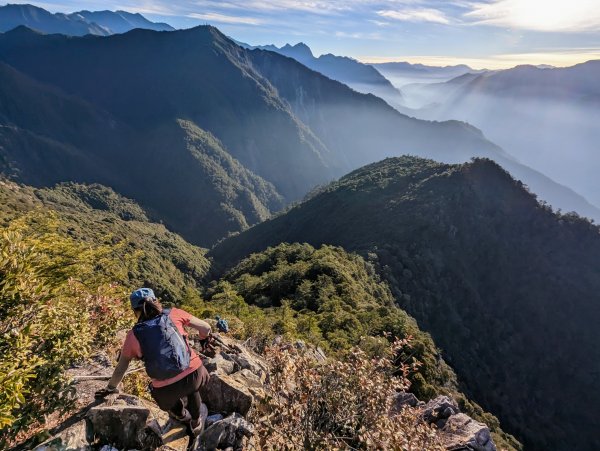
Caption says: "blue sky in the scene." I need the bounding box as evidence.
[10,0,600,68]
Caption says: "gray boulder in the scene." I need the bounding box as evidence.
[204,352,237,376]
[193,413,254,451]
[200,370,265,416]
[439,413,497,451]
[33,421,90,451]
[422,396,460,426]
[86,394,168,449]
[87,405,159,449]
[391,391,419,412]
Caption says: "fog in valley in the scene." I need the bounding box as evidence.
[369,61,600,217]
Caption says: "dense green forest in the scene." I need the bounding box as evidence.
[212,156,600,451]
[0,179,518,450]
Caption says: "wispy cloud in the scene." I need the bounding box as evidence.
[377,8,450,24]
[334,30,384,39]
[465,0,600,32]
[188,12,265,25]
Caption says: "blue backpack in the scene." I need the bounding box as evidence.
[132,308,190,380]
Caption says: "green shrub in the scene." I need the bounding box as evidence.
[0,213,130,444]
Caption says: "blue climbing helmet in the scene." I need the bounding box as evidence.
[129,287,156,309]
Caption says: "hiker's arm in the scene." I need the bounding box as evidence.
[107,353,131,389]
[188,316,212,339]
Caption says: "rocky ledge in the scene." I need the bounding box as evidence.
[35,335,497,451]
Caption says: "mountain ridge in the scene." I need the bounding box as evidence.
[210,155,600,451]
[0,24,598,240]
[0,3,173,35]
[248,41,405,109]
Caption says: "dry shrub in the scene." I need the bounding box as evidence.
[252,338,444,450]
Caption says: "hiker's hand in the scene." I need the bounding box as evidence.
[199,333,216,356]
[95,386,119,399]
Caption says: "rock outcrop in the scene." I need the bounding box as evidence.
[417,396,497,451]
[193,413,255,451]
[439,413,496,451]
[36,334,499,451]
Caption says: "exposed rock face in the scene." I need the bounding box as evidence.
[193,413,255,451]
[391,391,419,412]
[33,421,90,451]
[204,352,237,376]
[440,413,496,451]
[418,396,496,451]
[422,395,460,426]
[200,369,266,416]
[36,334,500,451]
[33,393,183,451]
[87,405,155,448]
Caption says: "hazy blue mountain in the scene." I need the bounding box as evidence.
[373,61,484,88]
[0,3,108,35]
[252,42,405,109]
[0,4,173,36]
[69,10,174,33]
[410,61,600,209]
[249,46,600,222]
[211,156,600,451]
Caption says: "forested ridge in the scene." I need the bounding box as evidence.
[0,178,519,450]
[212,156,600,451]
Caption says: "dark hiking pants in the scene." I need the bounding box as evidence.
[150,366,210,420]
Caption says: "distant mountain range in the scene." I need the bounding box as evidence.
[0,3,173,35]
[211,156,600,451]
[245,42,404,109]
[0,24,553,245]
[372,61,484,88]
[407,61,600,209]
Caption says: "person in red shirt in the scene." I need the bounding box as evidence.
[96,288,212,435]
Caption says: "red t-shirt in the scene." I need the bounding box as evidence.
[121,307,202,388]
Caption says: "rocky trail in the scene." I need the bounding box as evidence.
[33,335,498,451]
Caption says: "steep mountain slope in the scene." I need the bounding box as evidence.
[253,42,404,109]
[0,25,596,234]
[70,10,174,33]
[0,180,210,303]
[198,242,520,450]
[249,48,600,221]
[211,156,600,451]
[0,58,284,246]
[413,61,600,208]
[0,4,173,35]
[0,3,108,35]
[0,26,333,202]
[0,179,518,450]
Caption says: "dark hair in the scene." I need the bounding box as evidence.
[135,299,163,322]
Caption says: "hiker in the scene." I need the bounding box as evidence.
[95,288,212,435]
